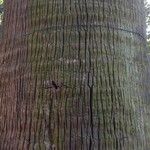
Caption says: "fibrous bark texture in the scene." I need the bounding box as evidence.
[0,0,148,149]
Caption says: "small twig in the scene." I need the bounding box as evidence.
[43,80,71,90]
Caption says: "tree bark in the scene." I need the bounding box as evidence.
[0,0,148,149]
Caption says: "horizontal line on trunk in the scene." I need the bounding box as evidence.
[14,23,146,41]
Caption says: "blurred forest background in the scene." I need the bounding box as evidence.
[146,0,150,48]
[0,0,3,38]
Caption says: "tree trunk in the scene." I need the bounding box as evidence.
[0,0,148,149]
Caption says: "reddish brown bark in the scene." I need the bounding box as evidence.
[0,0,148,149]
